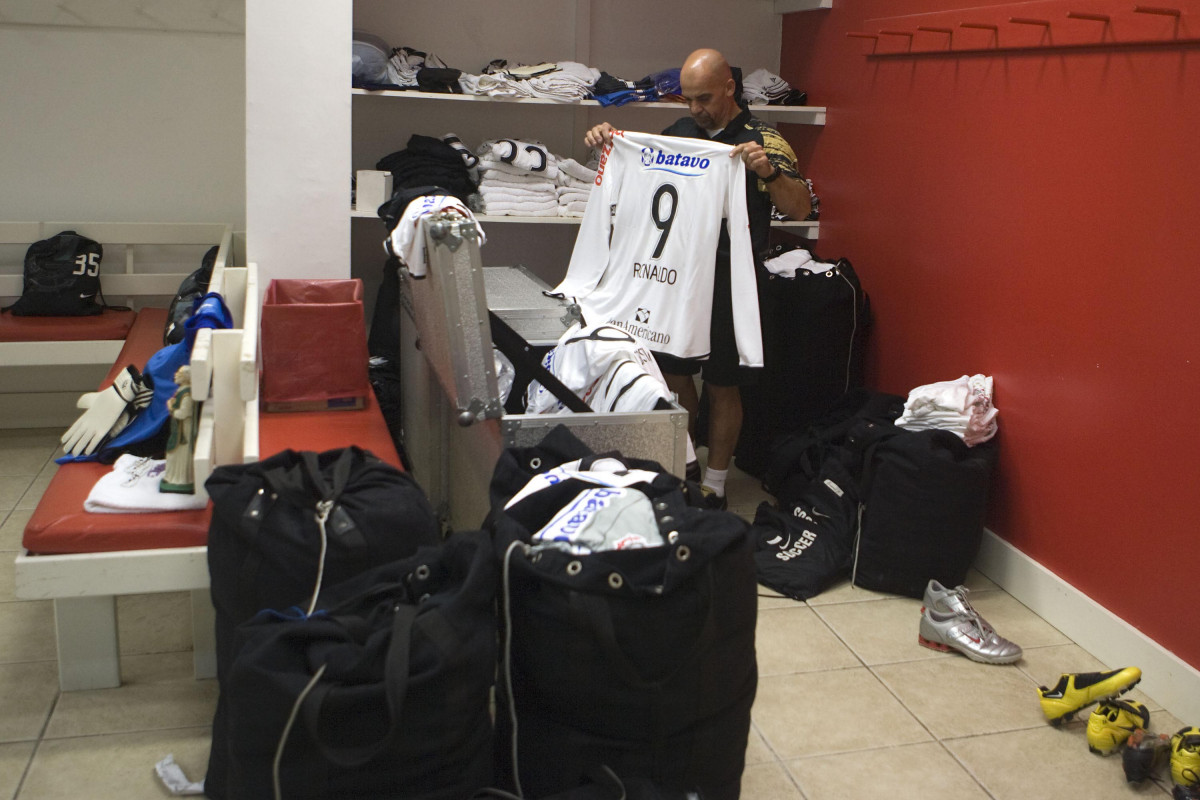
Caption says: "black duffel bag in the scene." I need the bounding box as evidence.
[223,531,498,800]
[847,420,997,598]
[488,426,757,800]
[205,446,440,799]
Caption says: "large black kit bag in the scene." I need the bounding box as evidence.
[223,531,498,800]
[3,230,106,316]
[847,420,997,598]
[488,426,757,800]
[760,389,904,500]
[733,247,871,479]
[752,451,861,601]
[204,446,441,799]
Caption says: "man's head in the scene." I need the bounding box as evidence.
[679,49,740,132]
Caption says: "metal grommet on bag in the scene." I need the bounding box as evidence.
[419,593,431,604]
[608,573,624,589]
[660,515,674,525]
[667,531,680,543]
[415,564,431,581]
[530,457,542,470]
[566,560,583,576]
[655,501,668,511]
[676,544,691,561]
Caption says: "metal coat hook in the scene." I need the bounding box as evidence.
[960,22,1000,30]
[1066,11,1111,22]
[845,32,880,39]
[1133,5,1182,15]
[1010,17,1053,26]
[879,30,916,37]
[917,26,954,34]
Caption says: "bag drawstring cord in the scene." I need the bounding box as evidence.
[273,662,327,800]
[306,500,334,616]
[502,539,526,799]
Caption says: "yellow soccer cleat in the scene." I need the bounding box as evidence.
[1087,699,1150,755]
[1037,667,1142,726]
[1171,726,1200,789]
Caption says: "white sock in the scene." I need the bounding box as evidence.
[702,467,728,497]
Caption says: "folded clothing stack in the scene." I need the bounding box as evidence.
[554,157,597,217]
[476,138,559,216]
[741,68,807,106]
[459,60,600,102]
[896,374,999,446]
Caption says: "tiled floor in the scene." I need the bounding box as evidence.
[0,427,1186,799]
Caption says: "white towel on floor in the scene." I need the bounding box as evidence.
[85,454,208,513]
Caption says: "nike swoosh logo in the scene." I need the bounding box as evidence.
[79,293,96,299]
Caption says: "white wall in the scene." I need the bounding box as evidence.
[245,0,351,284]
[0,25,244,226]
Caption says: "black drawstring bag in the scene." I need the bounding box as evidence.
[3,230,107,316]
[224,531,498,800]
[204,447,440,799]
[488,426,757,800]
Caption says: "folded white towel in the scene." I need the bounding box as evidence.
[458,72,531,98]
[558,200,590,217]
[480,184,558,202]
[555,157,599,186]
[85,454,208,513]
[483,201,561,217]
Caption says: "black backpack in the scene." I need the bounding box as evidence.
[3,230,106,316]
[163,245,218,345]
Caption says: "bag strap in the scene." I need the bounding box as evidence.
[298,602,418,768]
[488,310,592,413]
[262,448,357,508]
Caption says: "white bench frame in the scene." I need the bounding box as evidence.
[0,221,234,429]
[12,261,259,691]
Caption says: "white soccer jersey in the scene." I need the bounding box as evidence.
[550,130,762,366]
[524,321,674,415]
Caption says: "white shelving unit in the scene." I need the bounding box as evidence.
[351,90,823,238]
[351,88,827,126]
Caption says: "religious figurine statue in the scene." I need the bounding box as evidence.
[160,365,197,494]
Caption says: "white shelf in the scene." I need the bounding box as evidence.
[352,207,819,238]
[351,88,826,126]
[774,0,832,11]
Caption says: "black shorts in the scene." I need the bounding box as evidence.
[653,257,760,388]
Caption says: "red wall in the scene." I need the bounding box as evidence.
[780,0,1200,670]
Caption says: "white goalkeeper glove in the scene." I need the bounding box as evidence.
[61,365,146,456]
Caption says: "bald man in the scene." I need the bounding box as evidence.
[585,49,812,509]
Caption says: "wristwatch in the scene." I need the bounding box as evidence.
[762,166,783,184]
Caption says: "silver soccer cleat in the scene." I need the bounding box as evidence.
[918,580,1023,665]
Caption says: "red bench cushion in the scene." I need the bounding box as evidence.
[24,389,402,555]
[0,307,137,342]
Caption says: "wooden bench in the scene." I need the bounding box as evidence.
[13,265,402,691]
[0,221,233,429]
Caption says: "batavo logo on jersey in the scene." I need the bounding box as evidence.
[639,147,710,176]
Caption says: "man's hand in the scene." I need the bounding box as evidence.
[729,141,774,180]
[584,122,616,150]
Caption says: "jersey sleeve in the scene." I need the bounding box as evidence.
[724,162,765,368]
[549,138,620,301]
